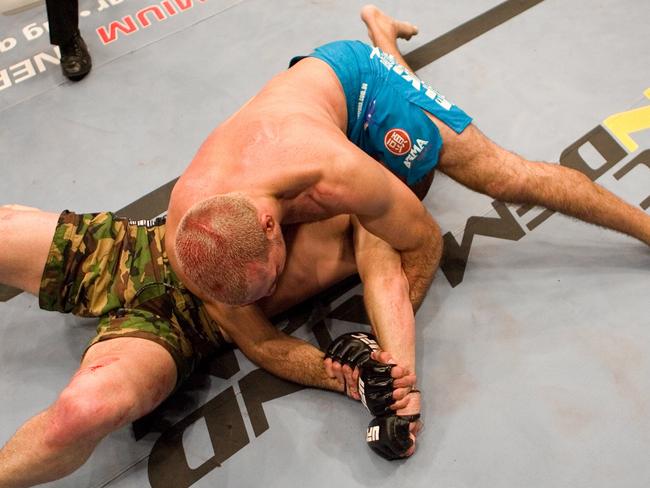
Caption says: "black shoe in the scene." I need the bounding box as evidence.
[60,32,92,81]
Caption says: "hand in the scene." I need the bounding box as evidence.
[366,412,423,460]
[369,350,416,406]
[324,331,380,366]
[324,332,379,401]
[324,335,415,408]
[366,379,422,460]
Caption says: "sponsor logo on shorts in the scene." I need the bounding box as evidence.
[384,128,412,156]
[370,46,453,111]
[404,138,430,169]
[357,82,368,118]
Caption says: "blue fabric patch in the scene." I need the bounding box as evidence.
[290,40,472,185]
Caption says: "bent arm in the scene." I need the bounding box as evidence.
[327,148,440,306]
[351,216,416,374]
[351,217,429,420]
[206,303,343,392]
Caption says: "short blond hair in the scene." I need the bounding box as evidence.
[175,195,269,304]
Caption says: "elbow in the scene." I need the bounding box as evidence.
[417,217,442,256]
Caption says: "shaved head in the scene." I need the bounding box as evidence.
[175,194,270,304]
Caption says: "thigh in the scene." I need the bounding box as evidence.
[74,337,177,422]
[429,118,526,196]
[87,306,197,387]
[0,205,60,295]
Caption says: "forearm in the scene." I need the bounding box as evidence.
[400,219,442,311]
[355,230,422,417]
[247,334,343,392]
[363,266,416,374]
[353,217,436,373]
[209,303,344,393]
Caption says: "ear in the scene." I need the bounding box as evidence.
[262,214,276,236]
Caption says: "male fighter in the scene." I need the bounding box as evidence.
[164,5,648,470]
[0,204,425,488]
[167,4,650,310]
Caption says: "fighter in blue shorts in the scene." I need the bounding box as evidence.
[167,3,650,464]
[291,40,472,198]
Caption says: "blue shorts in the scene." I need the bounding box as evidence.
[290,40,472,185]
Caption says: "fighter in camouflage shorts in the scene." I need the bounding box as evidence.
[39,211,226,385]
[0,201,421,487]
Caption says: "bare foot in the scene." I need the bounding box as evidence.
[360,4,419,46]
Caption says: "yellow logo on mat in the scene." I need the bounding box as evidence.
[603,88,650,153]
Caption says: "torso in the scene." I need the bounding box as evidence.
[166,57,352,267]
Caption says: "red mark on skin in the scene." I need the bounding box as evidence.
[73,356,121,379]
[186,219,220,240]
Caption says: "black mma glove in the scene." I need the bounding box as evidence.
[325,332,395,416]
[366,414,421,460]
[324,332,380,368]
[358,358,394,416]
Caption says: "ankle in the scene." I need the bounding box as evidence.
[60,32,82,56]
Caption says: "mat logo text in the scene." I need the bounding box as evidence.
[441,89,650,287]
[97,0,207,45]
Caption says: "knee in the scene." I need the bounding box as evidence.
[44,377,138,448]
[0,204,41,213]
[482,168,527,202]
[0,205,40,228]
[477,153,533,202]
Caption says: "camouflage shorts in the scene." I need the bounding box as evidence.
[39,211,226,385]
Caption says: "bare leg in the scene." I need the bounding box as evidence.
[0,205,178,485]
[360,5,418,71]
[0,205,59,295]
[361,7,650,246]
[361,6,440,201]
[0,338,176,488]
[435,124,650,245]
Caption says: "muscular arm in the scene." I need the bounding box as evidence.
[326,147,440,308]
[351,216,416,374]
[350,217,426,453]
[206,302,344,392]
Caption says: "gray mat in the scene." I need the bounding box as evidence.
[1,0,649,487]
